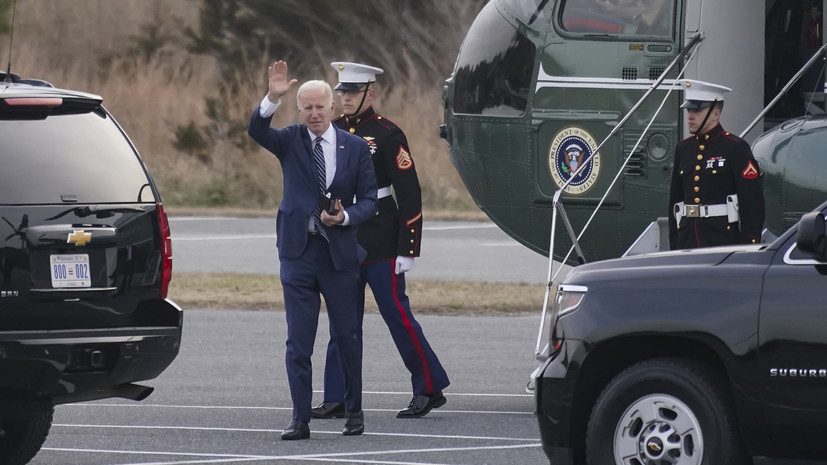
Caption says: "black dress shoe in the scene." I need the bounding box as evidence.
[342,411,364,436]
[397,391,447,418]
[310,401,345,419]
[280,420,310,440]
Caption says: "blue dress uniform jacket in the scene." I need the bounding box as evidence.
[668,124,765,249]
[334,106,422,261]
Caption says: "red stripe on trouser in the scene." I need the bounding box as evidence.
[391,266,433,393]
[693,222,700,248]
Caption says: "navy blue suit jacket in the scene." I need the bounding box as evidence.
[248,108,378,271]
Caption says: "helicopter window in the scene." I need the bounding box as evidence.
[560,0,673,38]
[452,2,536,116]
[502,0,546,26]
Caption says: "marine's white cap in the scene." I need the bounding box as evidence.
[680,79,732,109]
[331,62,384,91]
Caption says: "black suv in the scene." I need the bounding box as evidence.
[0,73,182,464]
[535,201,827,464]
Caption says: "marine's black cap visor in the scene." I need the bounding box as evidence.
[681,100,716,109]
[334,82,367,91]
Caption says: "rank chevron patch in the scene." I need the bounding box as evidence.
[396,147,413,170]
[742,161,759,180]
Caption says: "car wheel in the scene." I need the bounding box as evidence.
[0,407,54,465]
[585,358,748,465]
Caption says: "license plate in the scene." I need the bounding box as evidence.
[50,254,91,288]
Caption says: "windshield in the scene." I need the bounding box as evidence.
[0,109,155,204]
[452,1,536,116]
[560,0,674,38]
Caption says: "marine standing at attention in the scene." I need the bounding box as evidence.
[311,62,450,420]
[668,79,765,250]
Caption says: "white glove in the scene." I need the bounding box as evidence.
[394,256,415,275]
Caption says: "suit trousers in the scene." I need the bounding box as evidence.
[281,237,363,421]
[322,258,450,400]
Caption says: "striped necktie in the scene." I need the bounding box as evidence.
[312,137,328,239]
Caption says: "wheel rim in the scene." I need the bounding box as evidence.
[613,394,703,465]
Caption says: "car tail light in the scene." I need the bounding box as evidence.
[1,97,63,107]
[157,203,173,299]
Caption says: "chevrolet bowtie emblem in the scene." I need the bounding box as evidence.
[67,230,92,246]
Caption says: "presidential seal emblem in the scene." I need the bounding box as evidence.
[548,127,601,195]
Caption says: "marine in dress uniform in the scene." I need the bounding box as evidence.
[668,79,765,249]
[311,62,450,420]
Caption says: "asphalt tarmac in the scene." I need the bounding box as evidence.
[32,310,550,465]
[168,217,556,283]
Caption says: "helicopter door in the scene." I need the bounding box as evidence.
[534,0,682,221]
[765,0,826,126]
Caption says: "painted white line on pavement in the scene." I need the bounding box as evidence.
[44,442,541,465]
[169,223,497,242]
[173,235,273,241]
[422,224,497,231]
[83,389,532,401]
[62,404,532,415]
[168,217,497,231]
[52,423,538,442]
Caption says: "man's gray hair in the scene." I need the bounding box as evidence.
[297,80,334,107]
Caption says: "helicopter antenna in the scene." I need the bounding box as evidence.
[740,41,827,138]
[4,0,17,83]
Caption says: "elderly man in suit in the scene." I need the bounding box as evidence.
[247,60,378,440]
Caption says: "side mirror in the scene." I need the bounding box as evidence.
[796,211,827,261]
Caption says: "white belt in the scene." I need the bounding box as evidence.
[682,203,728,218]
[674,195,740,224]
[353,186,392,205]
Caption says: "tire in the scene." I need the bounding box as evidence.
[585,358,749,465]
[0,407,53,465]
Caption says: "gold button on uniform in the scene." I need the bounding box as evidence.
[694,198,700,204]
[694,186,699,192]
[696,154,703,160]
[694,175,700,181]
[699,145,705,150]
[712,170,717,174]
[695,165,701,171]
[409,250,414,254]
[410,229,415,233]
[349,128,355,133]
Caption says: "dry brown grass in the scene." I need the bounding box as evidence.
[170,272,545,315]
[8,0,481,213]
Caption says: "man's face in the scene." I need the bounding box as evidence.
[337,85,374,116]
[298,87,335,136]
[686,106,720,134]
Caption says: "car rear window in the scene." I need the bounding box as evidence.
[0,109,156,204]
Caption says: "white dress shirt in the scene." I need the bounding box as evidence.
[259,96,350,226]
